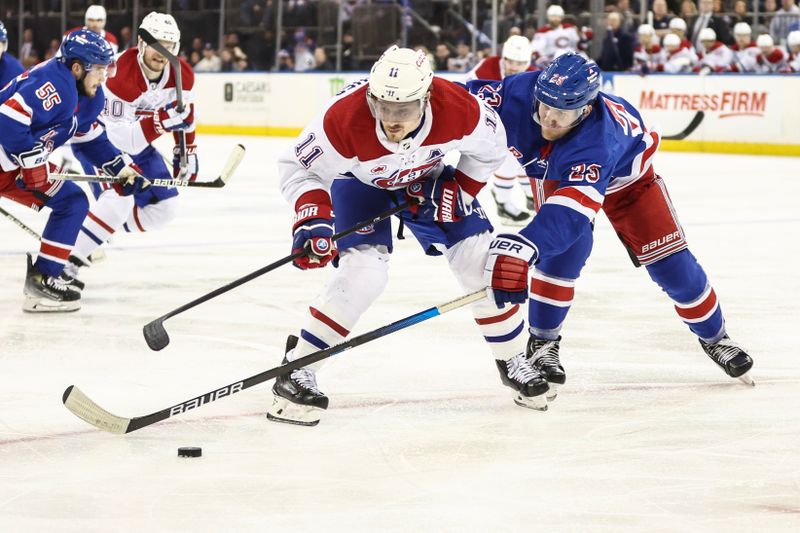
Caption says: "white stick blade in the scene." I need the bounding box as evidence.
[63,386,130,434]
[219,144,246,184]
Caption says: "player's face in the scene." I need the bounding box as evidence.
[367,93,427,142]
[86,19,104,33]
[0,41,5,60]
[502,58,529,76]
[142,42,172,72]
[535,102,589,141]
[735,34,750,48]
[81,63,115,97]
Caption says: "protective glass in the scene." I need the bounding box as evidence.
[367,92,426,123]
[533,101,587,130]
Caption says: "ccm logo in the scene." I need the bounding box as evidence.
[641,230,681,253]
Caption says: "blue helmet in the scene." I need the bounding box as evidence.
[59,29,114,70]
[534,52,601,110]
[0,20,7,42]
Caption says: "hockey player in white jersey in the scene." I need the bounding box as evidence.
[784,30,800,72]
[68,11,196,273]
[268,46,549,426]
[694,28,734,74]
[756,34,788,72]
[532,5,580,68]
[658,33,698,73]
[729,23,760,72]
[631,24,664,74]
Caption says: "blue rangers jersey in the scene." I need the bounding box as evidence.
[0,52,24,88]
[0,58,120,172]
[468,71,661,261]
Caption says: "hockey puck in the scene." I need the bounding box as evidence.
[177,447,202,458]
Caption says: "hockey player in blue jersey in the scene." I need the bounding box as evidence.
[0,20,24,87]
[0,30,144,312]
[475,53,753,402]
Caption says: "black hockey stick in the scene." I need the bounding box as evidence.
[142,199,415,351]
[138,27,188,175]
[662,111,705,141]
[51,144,245,189]
[1,205,41,240]
[64,289,486,434]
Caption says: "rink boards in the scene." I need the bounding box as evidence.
[191,71,800,157]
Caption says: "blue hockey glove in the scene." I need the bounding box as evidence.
[102,153,149,196]
[292,190,337,270]
[404,165,472,223]
[484,233,538,308]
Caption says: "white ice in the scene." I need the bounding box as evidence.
[1,136,799,532]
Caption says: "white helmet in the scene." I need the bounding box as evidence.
[663,33,681,48]
[502,35,532,63]
[699,28,716,42]
[638,24,655,36]
[140,12,181,54]
[547,5,565,19]
[368,46,433,103]
[756,34,774,48]
[733,22,752,36]
[788,30,800,47]
[85,5,107,24]
[669,17,687,32]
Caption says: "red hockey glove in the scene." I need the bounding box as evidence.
[13,145,51,192]
[484,233,538,308]
[173,144,199,181]
[292,190,337,270]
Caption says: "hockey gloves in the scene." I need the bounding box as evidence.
[140,101,193,142]
[484,233,538,308]
[13,145,51,192]
[405,165,472,223]
[292,190,337,270]
[173,144,199,181]
[101,153,149,196]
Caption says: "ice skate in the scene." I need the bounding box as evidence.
[496,353,549,411]
[491,189,531,225]
[267,335,329,426]
[60,255,90,292]
[23,253,81,313]
[699,335,755,386]
[527,336,566,400]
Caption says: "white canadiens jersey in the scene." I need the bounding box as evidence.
[731,43,760,72]
[788,52,800,72]
[98,48,195,155]
[660,46,699,73]
[532,24,580,62]
[279,77,508,206]
[698,42,734,72]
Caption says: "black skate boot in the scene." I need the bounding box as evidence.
[23,253,81,313]
[491,189,531,225]
[267,335,329,426]
[527,336,566,400]
[699,335,754,386]
[496,353,550,411]
[60,255,89,292]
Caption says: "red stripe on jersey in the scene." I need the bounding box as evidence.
[132,206,146,232]
[675,288,718,321]
[475,304,519,325]
[4,97,31,118]
[309,307,350,337]
[454,169,484,199]
[88,211,115,234]
[531,277,574,303]
[552,187,602,213]
[105,49,149,103]
[39,241,71,260]
[639,131,660,175]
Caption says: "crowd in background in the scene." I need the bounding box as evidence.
[2,0,799,73]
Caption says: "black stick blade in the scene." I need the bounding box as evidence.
[143,320,170,351]
[663,111,705,141]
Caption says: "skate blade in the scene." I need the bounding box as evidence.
[513,392,548,411]
[22,296,80,313]
[737,372,755,387]
[266,397,323,427]
[546,383,560,401]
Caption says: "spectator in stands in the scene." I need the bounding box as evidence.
[652,0,674,38]
[189,50,201,67]
[195,43,223,72]
[770,0,800,45]
[313,47,335,70]
[729,1,753,27]
[532,5,581,68]
[292,29,316,72]
[680,0,698,20]
[19,28,39,69]
[615,0,637,32]
[277,49,294,71]
[434,42,451,70]
[599,11,635,71]
[447,41,475,72]
[689,0,733,47]
[220,48,236,72]
[43,38,60,60]
[191,37,204,58]
[119,26,134,52]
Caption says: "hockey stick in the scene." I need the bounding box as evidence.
[142,199,415,351]
[1,205,41,240]
[64,289,486,434]
[662,111,705,141]
[50,144,245,189]
[138,27,188,176]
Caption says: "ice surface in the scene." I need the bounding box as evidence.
[1,137,798,532]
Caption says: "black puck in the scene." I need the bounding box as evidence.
[177,447,202,458]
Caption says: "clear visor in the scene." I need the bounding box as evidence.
[140,38,180,57]
[86,60,117,79]
[502,58,529,74]
[533,101,587,130]
[367,92,426,123]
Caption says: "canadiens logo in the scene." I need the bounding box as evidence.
[356,224,375,235]
[370,164,388,174]
[371,156,444,188]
